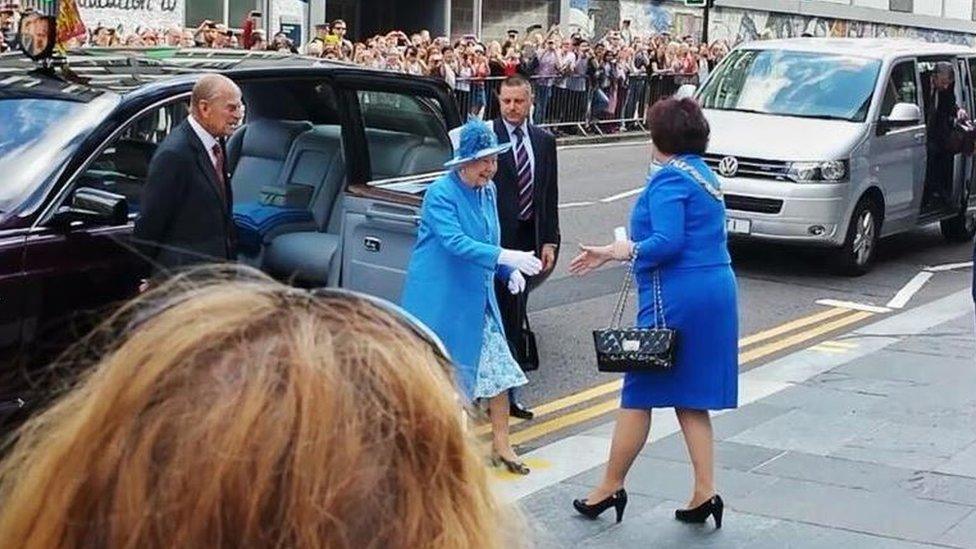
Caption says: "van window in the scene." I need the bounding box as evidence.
[880,60,918,118]
[75,98,191,215]
[699,49,881,122]
[356,90,452,182]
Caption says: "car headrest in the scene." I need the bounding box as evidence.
[114,138,156,179]
[240,119,313,160]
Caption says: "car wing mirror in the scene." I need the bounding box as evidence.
[52,187,129,229]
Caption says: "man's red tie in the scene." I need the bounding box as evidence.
[211,143,227,202]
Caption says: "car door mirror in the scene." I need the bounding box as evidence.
[879,102,922,134]
[674,83,697,100]
[52,187,129,229]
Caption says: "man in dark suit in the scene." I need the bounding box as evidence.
[925,62,969,209]
[492,75,561,419]
[135,74,243,278]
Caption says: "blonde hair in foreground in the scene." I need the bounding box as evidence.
[0,266,518,549]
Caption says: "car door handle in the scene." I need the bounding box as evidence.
[913,132,925,140]
[365,208,420,226]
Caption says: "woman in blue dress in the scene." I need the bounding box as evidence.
[568,98,738,528]
[402,119,543,475]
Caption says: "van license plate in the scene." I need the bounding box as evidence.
[726,218,751,235]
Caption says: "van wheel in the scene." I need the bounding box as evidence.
[833,198,880,277]
[940,190,976,242]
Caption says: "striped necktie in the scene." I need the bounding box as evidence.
[513,126,533,221]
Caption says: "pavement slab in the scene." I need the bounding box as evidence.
[563,500,946,549]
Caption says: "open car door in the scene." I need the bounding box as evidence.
[333,73,461,303]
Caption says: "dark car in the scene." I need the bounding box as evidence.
[0,48,470,429]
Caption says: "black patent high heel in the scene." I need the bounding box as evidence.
[674,494,724,529]
[573,488,628,523]
[491,453,530,475]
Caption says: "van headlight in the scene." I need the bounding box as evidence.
[787,161,847,183]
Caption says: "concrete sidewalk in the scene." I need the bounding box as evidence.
[516,291,976,548]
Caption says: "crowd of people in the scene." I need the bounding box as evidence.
[1,5,730,129]
[310,20,733,128]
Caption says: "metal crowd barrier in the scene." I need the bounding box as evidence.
[453,72,692,136]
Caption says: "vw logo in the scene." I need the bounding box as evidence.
[718,156,739,177]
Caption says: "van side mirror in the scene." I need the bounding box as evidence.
[52,187,129,229]
[674,84,697,100]
[887,103,922,124]
[879,102,921,134]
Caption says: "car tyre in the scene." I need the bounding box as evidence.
[833,197,880,277]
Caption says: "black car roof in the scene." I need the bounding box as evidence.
[0,47,385,99]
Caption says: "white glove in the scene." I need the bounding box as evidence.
[498,249,543,276]
[508,270,526,295]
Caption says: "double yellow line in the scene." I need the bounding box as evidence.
[478,305,875,446]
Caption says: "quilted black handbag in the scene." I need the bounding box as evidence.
[592,261,677,373]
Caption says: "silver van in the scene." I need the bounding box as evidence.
[665,38,976,275]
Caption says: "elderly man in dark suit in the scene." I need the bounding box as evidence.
[492,74,561,419]
[134,74,243,278]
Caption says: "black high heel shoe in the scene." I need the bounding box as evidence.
[491,453,530,475]
[573,488,628,523]
[674,494,724,529]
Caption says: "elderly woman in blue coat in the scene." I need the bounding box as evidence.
[402,119,543,475]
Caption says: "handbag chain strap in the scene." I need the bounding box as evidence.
[608,261,667,330]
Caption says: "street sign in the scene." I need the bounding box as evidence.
[685,0,708,6]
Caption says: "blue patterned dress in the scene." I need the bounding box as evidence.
[472,187,527,400]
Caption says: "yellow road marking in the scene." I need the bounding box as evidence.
[810,346,849,354]
[476,306,855,436]
[500,309,875,446]
[738,311,873,364]
[815,340,858,349]
[509,398,621,446]
[475,379,624,436]
[490,457,553,481]
[738,307,851,348]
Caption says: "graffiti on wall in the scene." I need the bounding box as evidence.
[709,7,975,47]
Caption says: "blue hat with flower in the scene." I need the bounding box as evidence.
[444,118,513,169]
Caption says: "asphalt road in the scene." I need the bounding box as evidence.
[517,139,975,419]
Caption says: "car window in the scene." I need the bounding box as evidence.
[75,98,190,215]
[356,90,452,182]
[880,60,918,118]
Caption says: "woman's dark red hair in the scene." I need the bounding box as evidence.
[646,98,710,155]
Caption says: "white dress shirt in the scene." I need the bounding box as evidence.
[187,114,220,172]
[503,118,534,180]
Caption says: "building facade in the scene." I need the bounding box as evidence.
[573,0,976,45]
[50,0,324,45]
[336,0,976,45]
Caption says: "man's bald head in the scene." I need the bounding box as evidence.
[191,74,238,108]
[191,74,243,138]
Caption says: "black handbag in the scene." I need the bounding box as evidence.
[516,310,540,372]
[593,261,677,373]
[946,120,976,155]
